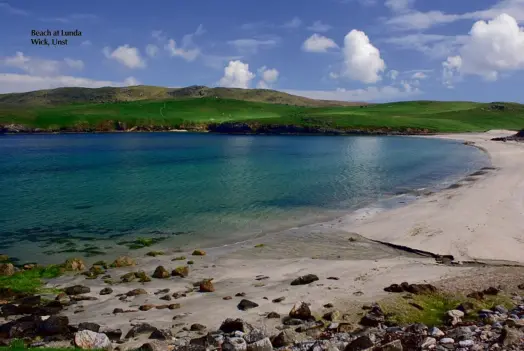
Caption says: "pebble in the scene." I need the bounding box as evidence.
[440,338,455,344]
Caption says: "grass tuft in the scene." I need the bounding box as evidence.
[0,265,63,294]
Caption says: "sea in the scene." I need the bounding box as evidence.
[0,133,490,264]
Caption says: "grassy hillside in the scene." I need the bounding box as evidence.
[0,85,363,107]
[1,98,524,133]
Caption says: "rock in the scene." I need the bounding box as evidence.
[100,287,113,295]
[446,310,465,326]
[429,327,445,337]
[247,337,272,351]
[111,256,135,268]
[272,329,301,348]
[155,288,170,295]
[140,304,155,311]
[406,283,437,295]
[152,266,170,279]
[126,288,147,296]
[172,266,189,278]
[238,299,259,311]
[323,310,341,321]
[172,291,187,299]
[159,294,172,301]
[112,308,124,314]
[243,329,266,344]
[219,318,254,333]
[493,305,508,314]
[384,284,404,293]
[136,271,152,282]
[236,292,247,297]
[440,338,454,344]
[78,322,101,333]
[459,340,475,347]
[289,301,312,320]
[71,295,98,302]
[223,337,247,351]
[518,283,524,290]
[380,340,403,351]
[500,326,524,347]
[483,286,500,295]
[267,312,280,319]
[172,256,186,261]
[360,311,385,327]
[0,263,15,276]
[272,296,285,303]
[125,323,158,339]
[324,303,334,308]
[192,249,206,256]
[456,301,475,315]
[223,296,232,300]
[55,292,71,305]
[74,330,112,350]
[64,285,90,295]
[290,274,319,286]
[101,328,122,341]
[149,328,173,340]
[344,336,374,351]
[120,272,137,282]
[63,258,86,271]
[420,337,436,348]
[199,279,215,292]
[169,303,181,309]
[140,340,170,351]
[39,315,70,335]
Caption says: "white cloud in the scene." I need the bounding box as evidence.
[381,34,468,59]
[284,84,421,102]
[64,58,84,70]
[302,34,339,53]
[123,76,140,86]
[307,20,332,32]
[442,56,462,88]
[103,45,146,69]
[257,66,279,88]
[152,30,167,41]
[0,73,140,93]
[145,44,159,58]
[442,13,524,85]
[164,39,200,61]
[411,71,428,79]
[227,38,278,54]
[1,52,85,75]
[282,17,302,29]
[219,60,256,89]
[387,70,399,80]
[385,0,414,12]
[341,30,385,84]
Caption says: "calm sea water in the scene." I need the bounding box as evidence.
[0,133,489,264]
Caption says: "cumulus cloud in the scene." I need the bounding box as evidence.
[411,71,428,79]
[219,60,256,89]
[387,70,399,80]
[381,34,468,59]
[1,52,84,75]
[341,30,385,84]
[284,84,421,102]
[307,20,332,32]
[257,66,279,89]
[164,39,200,61]
[227,38,279,54]
[145,44,159,58]
[302,34,339,53]
[0,73,140,93]
[103,45,146,69]
[282,17,302,29]
[442,56,462,88]
[442,13,524,85]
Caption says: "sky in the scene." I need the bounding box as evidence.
[1,0,524,102]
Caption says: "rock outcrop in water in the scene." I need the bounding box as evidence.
[492,130,524,142]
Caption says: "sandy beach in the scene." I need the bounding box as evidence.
[44,130,524,346]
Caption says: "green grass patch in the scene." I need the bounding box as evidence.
[381,292,514,327]
[0,265,63,294]
[1,339,83,351]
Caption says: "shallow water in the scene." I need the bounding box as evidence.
[0,133,489,264]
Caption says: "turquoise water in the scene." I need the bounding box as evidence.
[0,133,489,264]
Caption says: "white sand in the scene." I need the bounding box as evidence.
[47,130,524,339]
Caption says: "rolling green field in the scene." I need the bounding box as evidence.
[1,86,524,133]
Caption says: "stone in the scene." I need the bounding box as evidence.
[100,287,113,295]
[272,296,285,303]
[199,279,215,292]
[120,272,137,282]
[459,340,475,347]
[267,312,280,319]
[244,329,266,344]
[380,340,403,351]
[429,327,445,337]
[236,292,247,297]
[190,323,206,331]
[289,301,312,320]
[64,285,91,295]
[126,288,147,296]
[125,323,158,339]
[172,291,187,299]
[149,328,173,340]
[223,296,232,300]
[344,336,374,351]
[0,263,15,276]
[192,249,206,256]
[63,258,86,271]
[136,271,152,282]
[74,330,112,350]
[405,283,437,295]
[152,266,170,279]
[247,337,272,351]
[168,303,181,309]
[384,284,404,293]
[446,310,465,326]
[78,322,101,333]
[219,318,254,333]
[456,301,475,315]
[238,299,259,311]
[140,340,170,351]
[100,328,122,341]
[493,305,508,314]
[140,304,155,311]
[440,338,454,344]
[483,287,500,295]
[172,266,189,278]
[38,315,69,335]
[110,256,135,268]
[360,312,385,327]
[421,337,437,348]
[172,256,186,261]
[323,310,341,321]
[290,274,319,286]
[272,329,301,348]
[500,326,524,347]
[55,292,71,305]
[223,337,247,351]
[159,294,172,301]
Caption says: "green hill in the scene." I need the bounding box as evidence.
[0,86,523,134]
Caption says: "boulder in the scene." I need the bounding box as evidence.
[238,299,259,311]
[219,318,254,333]
[39,315,70,335]
[271,329,302,348]
[100,287,113,295]
[247,337,272,351]
[172,266,189,278]
[344,336,374,351]
[152,266,170,279]
[149,328,173,340]
[0,263,15,276]
[63,258,86,271]
[126,288,147,296]
[140,340,170,351]
[289,301,312,320]
[64,285,91,295]
[199,279,215,292]
[125,323,158,339]
[78,322,101,333]
[192,249,206,256]
[223,337,247,351]
[74,330,112,350]
[290,274,319,286]
[110,256,135,268]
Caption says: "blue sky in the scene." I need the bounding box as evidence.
[1,0,524,102]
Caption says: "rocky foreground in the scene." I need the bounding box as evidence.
[0,256,523,351]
